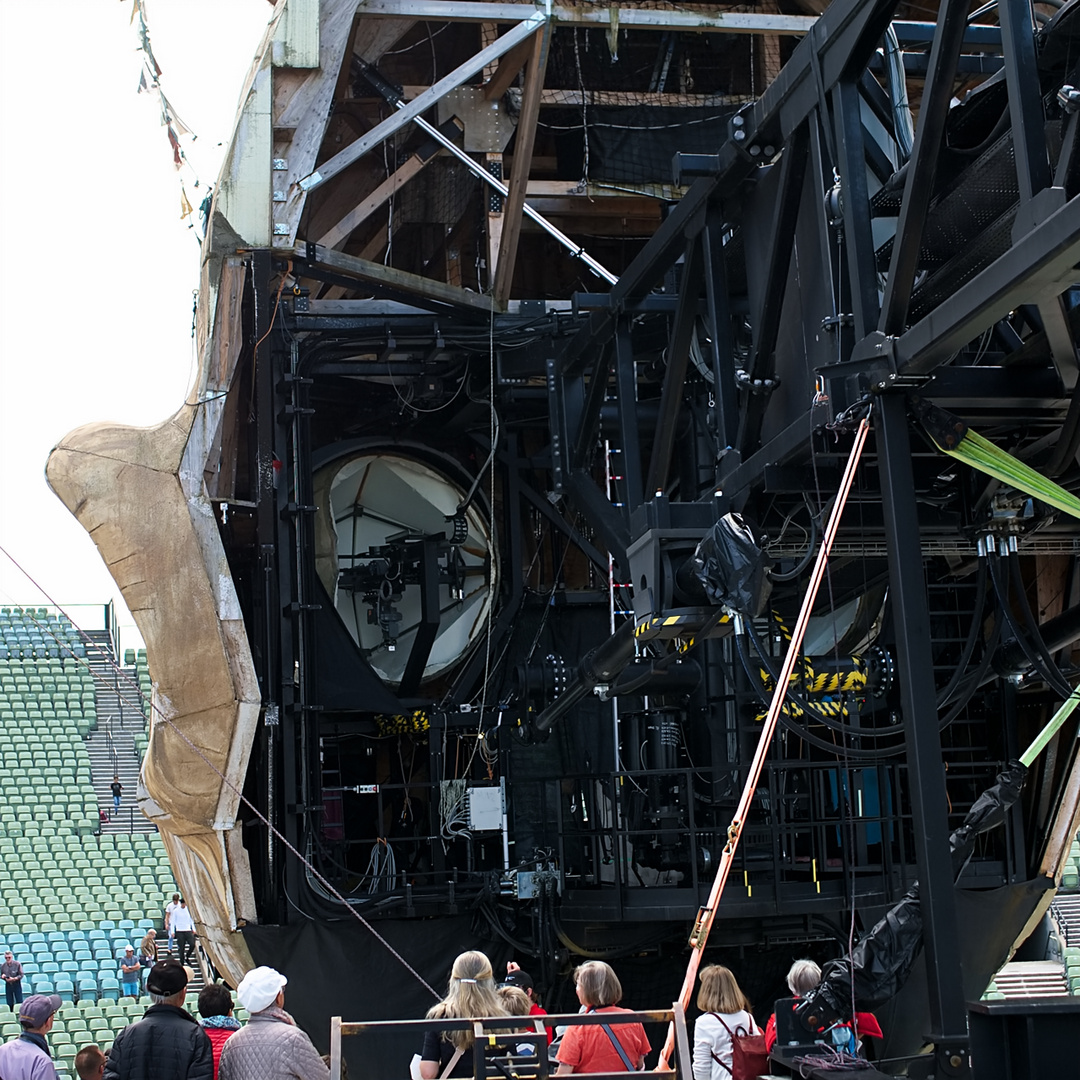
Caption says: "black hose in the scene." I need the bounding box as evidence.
[1007,551,1075,695]
[742,622,900,741]
[941,615,1003,727]
[936,557,989,709]
[734,625,906,758]
[480,902,538,956]
[988,551,1073,697]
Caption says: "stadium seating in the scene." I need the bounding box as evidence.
[0,608,213,1077]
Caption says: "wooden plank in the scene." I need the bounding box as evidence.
[406,85,747,107]
[354,16,417,64]
[295,243,497,314]
[524,180,685,199]
[314,230,391,301]
[272,0,320,69]
[1035,554,1070,623]
[494,26,550,304]
[359,1,815,35]
[482,32,537,100]
[270,0,364,245]
[300,12,547,191]
[317,153,431,249]
[757,0,784,89]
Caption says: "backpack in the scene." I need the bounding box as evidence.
[708,1013,770,1080]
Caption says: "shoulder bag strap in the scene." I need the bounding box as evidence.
[590,1008,637,1071]
[706,1015,735,1075]
[439,1046,465,1079]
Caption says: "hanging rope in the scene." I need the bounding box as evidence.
[656,413,871,1069]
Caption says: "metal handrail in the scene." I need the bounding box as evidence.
[327,1007,692,1080]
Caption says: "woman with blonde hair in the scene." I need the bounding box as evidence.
[556,961,650,1073]
[692,964,759,1080]
[419,951,507,1078]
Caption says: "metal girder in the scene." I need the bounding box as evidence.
[646,236,702,497]
[999,0,1052,204]
[559,0,898,385]
[613,318,643,509]
[571,344,612,473]
[831,80,881,338]
[555,176,714,377]
[737,123,809,457]
[876,393,970,1065]
[758,0,901,144]
[568,471,629,570]
[702,211,739,452]
[518,481,609,574]
[720,407,824,503]
[894,193,1080,375]
[999,0,1077,391]
[879,0,970,337]
[891,20,1001,49]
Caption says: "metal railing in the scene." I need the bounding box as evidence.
[313,757,1016,912]
[328,1007,693,1080]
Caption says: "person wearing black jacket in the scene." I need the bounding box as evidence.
[105,959,212,1080]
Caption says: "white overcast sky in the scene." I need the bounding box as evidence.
[0,0,272,651]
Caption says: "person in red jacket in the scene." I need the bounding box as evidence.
[198,983,242,1078]
[764,959,883,1058]
[503,963,553,1044]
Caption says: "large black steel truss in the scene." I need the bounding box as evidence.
[223,1,1080,1072]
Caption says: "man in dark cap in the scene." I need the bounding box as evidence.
[0,992,62,1078]
[503,963,552,1044]
[104,958,212,1080]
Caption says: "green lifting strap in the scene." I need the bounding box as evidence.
[911,396,1080,521]
[1020,683,1080,767]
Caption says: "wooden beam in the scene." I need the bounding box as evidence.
[482,32,537,100]
[295,243,497,314]
[757,0,784,90]
[404,85,747,108]
[359,1,815,35]
[300,11,546,191]
[268,0,366,246]
[315,116,464,249]
[316,229,389,301]
[493,26,549,304]
[317,155,430,248]
[524,180,685,200]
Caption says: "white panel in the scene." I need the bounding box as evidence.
[273,0,321,69]
[214,63,272,246]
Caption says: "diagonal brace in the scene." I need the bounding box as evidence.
[300,12,546,191]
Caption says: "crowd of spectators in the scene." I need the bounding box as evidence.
[0,941,882,1080]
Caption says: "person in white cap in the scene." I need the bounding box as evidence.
[218,967,328,1080]
[0,992,62,1079]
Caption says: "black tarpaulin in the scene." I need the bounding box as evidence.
[800,764,1031,1021]
[879,877,1055,1064]
[242,916,511,1079]
[691,512,772,616]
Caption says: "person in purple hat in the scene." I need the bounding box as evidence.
[0,992,62,1078]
